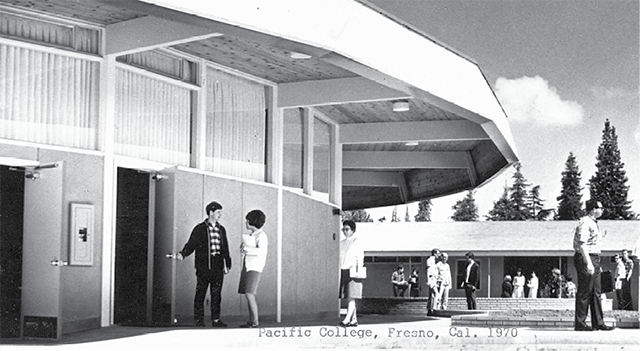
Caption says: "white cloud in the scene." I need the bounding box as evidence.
[495,76,584,126]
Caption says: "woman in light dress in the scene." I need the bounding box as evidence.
[527,272,539,298]
[512,269,525,298]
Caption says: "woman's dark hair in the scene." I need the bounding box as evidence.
[246,209,266,229]
[343,220,356,232]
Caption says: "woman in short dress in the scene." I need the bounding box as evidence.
[238,209,268,328]
[339,220,363,327]
[512,269,525,298]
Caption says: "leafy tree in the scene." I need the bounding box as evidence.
[589,119,634,219]
[414,199,432,222]
[391,206,400,222]
[486,186,512,221]
[341,209,373,222]
[556,152,583,220]
[529,185,545,220]
[509,163,532,220]
[451,190,479,221]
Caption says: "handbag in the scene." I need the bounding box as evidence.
[349,257,367,279]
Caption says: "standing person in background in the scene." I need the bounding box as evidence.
[565,275,577,298]
[512,269,525,298]
[462,252,480,310]
[426,248,441,316]
[573,199,614,331]
[174,201,231,328]
[501,275,513,298]
[339,220,363,327]
[408,269,420,297]
[613,253,626,310]
[391,266,409,297]
[549,268,566,298]
[621,249,634,310]
[435,252,451,310]
[527,272,539,298]
[238,209,268,328]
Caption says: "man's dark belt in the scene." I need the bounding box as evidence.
[574,252,601,256]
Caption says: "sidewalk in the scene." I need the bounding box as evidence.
[2,314,639,350]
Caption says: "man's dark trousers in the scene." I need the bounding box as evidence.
[194,255,225,323]
[464,284,477,310]
[574,253,604,328]
[622,278,633,310]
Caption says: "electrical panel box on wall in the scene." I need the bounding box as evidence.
[70,203,94,266]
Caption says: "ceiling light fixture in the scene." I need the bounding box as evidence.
[405,142,419,146]
[289,51,312,59]
[392,100,410,112]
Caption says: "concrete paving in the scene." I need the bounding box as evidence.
[1,314,638,350]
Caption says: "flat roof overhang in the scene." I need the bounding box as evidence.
[131,0,518,209]
[6,0,519,208]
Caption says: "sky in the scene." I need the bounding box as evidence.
[366,0,640,221]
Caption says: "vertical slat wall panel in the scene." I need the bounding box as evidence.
[205,68,266,181]
[114,68,191,166]
[0,44,99,149]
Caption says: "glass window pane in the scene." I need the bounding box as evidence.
[283,108,304,188]
[313,117,330,193]
[205,68,266,181]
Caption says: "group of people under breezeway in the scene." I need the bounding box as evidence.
[501,268,576,299]
[390,248,460,315]
[378,198,638,335]
[500,250,634,312]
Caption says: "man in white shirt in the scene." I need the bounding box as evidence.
[573,199,614,331]
[613,253,626,309]
[426,248,441,315]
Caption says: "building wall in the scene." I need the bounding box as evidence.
[363,256,496,299]
[363,260,425,298]
[51,151,104,334]
[0,147,105,335]
[172,169,280,321]
[489,257,504,298]
[171,170,340,322]
[281,191,340,321]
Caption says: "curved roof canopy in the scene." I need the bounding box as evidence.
[2,0,519,209]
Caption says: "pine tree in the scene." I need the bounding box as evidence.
[486,186,512,221]
[414,199,432,222]
[391,206,400,222]
[341,209,373,222]
[556,152,583,220]
[451,190,479,221]
[529,185,545,220]
[589,119,634,219]
[404,206,411,222]
[509,163,532,220]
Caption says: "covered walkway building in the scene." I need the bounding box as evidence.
[0,0,517,339]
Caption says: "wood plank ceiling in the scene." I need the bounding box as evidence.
[0,0,512,210]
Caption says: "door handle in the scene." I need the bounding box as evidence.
[51,260,68,266]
